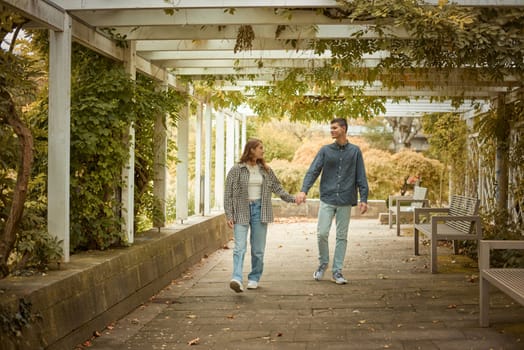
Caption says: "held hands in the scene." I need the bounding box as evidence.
[295,192,307,205]
[226,218,234,229]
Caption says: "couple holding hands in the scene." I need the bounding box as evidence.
[224,118,369,293]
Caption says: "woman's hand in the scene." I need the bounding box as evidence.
[227,219,234,229]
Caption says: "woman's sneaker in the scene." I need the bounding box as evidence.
[229,279,244,293]
[313,263,328,281]
[332,271,347,284]
[247,280,258,289]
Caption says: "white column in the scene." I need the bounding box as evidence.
[194,102,203,215]
[204,102,213,215]
[153,81,168,227]
[48,14,72,262]
[225,113,235,174]
[241,113,247,151]
[214,109,225,210]
[234,117,241,161]
[176,92,189,223]
[122,41,136,243]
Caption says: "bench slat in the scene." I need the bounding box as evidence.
[482,269,524,303]
[447,194,479,234]
[479,240,524,327]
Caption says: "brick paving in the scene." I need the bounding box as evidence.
[84,218,524,350]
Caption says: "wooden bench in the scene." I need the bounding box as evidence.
[413,194,482,273]
[388,186,428,236]
[479,240,524,327]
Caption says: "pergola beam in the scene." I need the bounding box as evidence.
[113,24,410,41]
[70,8,357,27]
[44,0,524,10]
[1,0,65,31]
[135,39,311,52]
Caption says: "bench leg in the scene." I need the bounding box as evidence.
[453,240,459,255]
[388,210,393,228]
[431,239,438,274]
[396,213,401,236]
[479,277,490,327]
[414,228,419,255]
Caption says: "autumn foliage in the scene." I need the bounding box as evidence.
[269,132,445,203]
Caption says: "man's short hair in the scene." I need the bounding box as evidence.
[331,118,348,132]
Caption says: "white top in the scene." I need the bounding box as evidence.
[247,164,263,200]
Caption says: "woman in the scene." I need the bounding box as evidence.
[224,138,298,292]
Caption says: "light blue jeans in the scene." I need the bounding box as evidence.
[232,199,268,283]
[317,200,352,273]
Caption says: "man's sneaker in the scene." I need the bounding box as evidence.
[229,279,244,293]
[247,280,258,289]
[313,263,328,281]
[332,271,347,284]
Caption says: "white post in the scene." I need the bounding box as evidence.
[153,80,168,227]
[241,113,247,152]
[122,41,136,244]
[194,102,203,215]
[214,109,225,210]
[48,14,72,262]
[204,101,213,215]
[225,113,235,175]
[176,87,189,223]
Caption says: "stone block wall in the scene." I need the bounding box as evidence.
[0,214,230,350]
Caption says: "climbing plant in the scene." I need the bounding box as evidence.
[241,0,523,122]
[133,75,185,232]
[421,113,468,203]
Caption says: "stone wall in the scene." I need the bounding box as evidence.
[0,214,230,350]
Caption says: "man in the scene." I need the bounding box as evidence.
[296,118,369,284]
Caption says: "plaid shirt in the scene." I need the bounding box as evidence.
[224,163,295,224]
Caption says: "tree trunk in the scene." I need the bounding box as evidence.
[0,90,34,278]
[495,95,509,216]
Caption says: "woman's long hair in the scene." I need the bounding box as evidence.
[239,138,269,171]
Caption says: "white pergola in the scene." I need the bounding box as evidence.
[2,0,522,261]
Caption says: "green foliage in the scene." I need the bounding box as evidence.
[248,68,386,122]
[133,75,184,232]
[0,298,40,345]
[422,113,467,198]
[461,208,524,268]
[67,45,135,251]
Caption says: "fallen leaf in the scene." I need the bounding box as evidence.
[82,340,92,347]
[93,331,101,337]
[277,332,283,337]
[226,314,235,319]
[130,318,140,325]
[188,337,200,345]
[447,304,457,309]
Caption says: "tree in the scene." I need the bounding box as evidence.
[0,8,35,277]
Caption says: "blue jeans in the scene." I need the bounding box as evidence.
[317,200,352,273]
[232,199,268,283]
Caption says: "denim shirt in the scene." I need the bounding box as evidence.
[301,142,369,206]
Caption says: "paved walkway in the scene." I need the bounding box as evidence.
[84,219,523,350]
